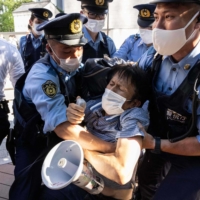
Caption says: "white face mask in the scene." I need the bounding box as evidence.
[139,28,153,45]
[153,12,199,56]
[84,19,105,33]
[102,88,131,115]
[32,23,44,36]
[50,45,82,72]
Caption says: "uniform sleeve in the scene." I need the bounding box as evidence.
[23,64,67,133]
[8,44,25,87]
[112,35,133,61]
[19,36,26,56]
[107,37,116,57]
[116,108,149,139]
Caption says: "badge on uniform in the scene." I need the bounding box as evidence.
[70,19,82,34]
[166,108,187,124]
[95,0,105,6]
[42,80,57,98]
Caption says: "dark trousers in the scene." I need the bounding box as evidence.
[138,150,200,200]
[9,134,62,200]
[0,108,10,144]
[39,183,119,200]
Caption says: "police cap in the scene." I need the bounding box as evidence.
[133,4,156,28]
[149,0,200,4]
[37,13,88,46]
[29,8,53,21]
[77,0,113,14]
[55,13,67,18]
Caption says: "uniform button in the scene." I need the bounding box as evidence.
[168,87,172,91]
[172,68,176,71]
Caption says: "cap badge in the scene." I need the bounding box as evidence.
[70,19,82,34]
[140,9,151,18]
[95,0,104,6]
[43,11,49,18]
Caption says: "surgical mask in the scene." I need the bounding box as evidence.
[32,23,44,36]
[102,88,131,115]
[85,19,105,33]
[50,45,82,72]
[139,28,153,44]
[153,12,199,56]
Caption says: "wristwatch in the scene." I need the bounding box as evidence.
[151,137,161,154]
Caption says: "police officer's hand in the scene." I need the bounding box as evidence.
[67,103,85,124]
[137,122,155,149]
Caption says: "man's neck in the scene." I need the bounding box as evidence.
[31,32,40,39]
[87,28,99,42]
[172,34,200,63]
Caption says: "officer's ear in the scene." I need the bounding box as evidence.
[46,43,53,56]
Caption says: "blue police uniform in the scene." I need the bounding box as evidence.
[9,13,88,200]
[137,45,156,71]
[113,4,155,62]
[138,32,200,200]
[113,35,148,62]
[78,0,116,63]
[19,8,52,71]
[82,26,116,63]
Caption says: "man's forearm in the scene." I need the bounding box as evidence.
[145,135,200,156]
[54,121,115,153]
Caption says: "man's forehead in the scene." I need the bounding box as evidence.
[155,3,195,13]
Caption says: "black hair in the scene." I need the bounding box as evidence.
[107,64,151,105]
[30,13,36,21]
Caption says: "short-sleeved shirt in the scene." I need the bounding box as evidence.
[113,35,149,62]
[82,27,116,57]
[23,55,83,133]
[0,39,24,100]
[84,98,149,189]
[140,41,200,134]
[84,98,149,143]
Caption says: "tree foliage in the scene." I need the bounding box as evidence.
[0,0,32,32]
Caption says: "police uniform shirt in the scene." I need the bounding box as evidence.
[113,35,149,62]
[19,33,44,55]
[145,41,200,133]
[23,56,82,133]
[0,39,24,100]
[137,46,156,71]
[82,26,116,57]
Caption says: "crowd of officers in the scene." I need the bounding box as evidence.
[0,0,200,199]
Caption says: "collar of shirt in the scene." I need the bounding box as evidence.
[30,32,43,42]
[164,40,200,68]
[82,26,104,44]
[138,37,146,47]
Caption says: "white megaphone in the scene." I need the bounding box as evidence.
[41,140,104,194]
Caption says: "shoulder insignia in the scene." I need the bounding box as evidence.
[42,80,57,98]
[70,19,82,34]
[95,0,104,6]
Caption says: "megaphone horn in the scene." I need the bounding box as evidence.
[41,140,104,194]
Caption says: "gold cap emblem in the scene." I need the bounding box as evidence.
[140,9,151,18]
[95,0,105,6]
[70,19,82,34]
[184,64,191,70]
[43,11,49,18]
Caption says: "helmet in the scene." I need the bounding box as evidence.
[149,0,200,4]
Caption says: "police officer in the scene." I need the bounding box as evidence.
[78,0,116,63]
[0,38,24,145]
[113,4,156,62]
[137,0,200,199]
[9,13,114,200]
[19,8,52,71]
